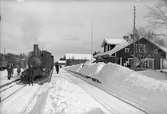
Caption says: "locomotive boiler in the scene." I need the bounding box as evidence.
[21,44,54,84]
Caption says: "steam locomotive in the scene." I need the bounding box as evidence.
[21,44,54,84]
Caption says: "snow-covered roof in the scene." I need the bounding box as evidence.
[147,38,167,53]
[65,53,92,60]
[58,60,66,64]
[96,41,129,57]
[95,37,167,58]
[101,38,127,47]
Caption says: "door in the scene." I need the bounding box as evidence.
[143,58,154,69]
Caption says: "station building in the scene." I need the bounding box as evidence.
[94,37,167,70]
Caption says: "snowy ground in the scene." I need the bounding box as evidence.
[39,69,108,114]
[66,62,167,114]
[0,69,107,114]
[1,84,40,114]
[1,68,148,114]
[138,70,167,81]
[0,68,23,86]
[63,70,145,114]
[28,68,145,114]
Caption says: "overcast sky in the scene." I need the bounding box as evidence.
[0,0,155,60]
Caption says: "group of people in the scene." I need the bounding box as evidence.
[19,67,35,85]
[6,63,21,80]
[6,62,60,81]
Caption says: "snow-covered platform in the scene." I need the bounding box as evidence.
[37,69,108,114]
[0,68,146,114]
[1,69,107,114]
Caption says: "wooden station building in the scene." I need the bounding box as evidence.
[94,37,167,70]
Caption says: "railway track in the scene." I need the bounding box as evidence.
[0,79,20,93]
[1,85,26,102]
[0,78,20,89]
[0,78,26,103]
[0,68,54,103]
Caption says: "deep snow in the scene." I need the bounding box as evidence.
[1,84,40,114]
[138,70,167,80]
[66,62,167,114]
[42,70,107,114]
[64,69,145,114]
[1,68,109,114]
[2,64,167,114]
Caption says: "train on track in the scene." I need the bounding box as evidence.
[21,44,54,84]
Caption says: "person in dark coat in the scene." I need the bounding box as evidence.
[55,62,59,74]
[17,64,21,75]
[7,63,13,80]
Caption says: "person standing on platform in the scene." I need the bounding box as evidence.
[55,62,59,74]
[17,64,21,75]
[28,68,34,86]
[7,63,13,80]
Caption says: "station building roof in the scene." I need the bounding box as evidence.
[95,37,167,58]
[101,38,127,47]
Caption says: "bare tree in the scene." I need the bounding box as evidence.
[123,27,156,43]
[146,0,167,49]
[136,27,167,47]
[137,27,156,40]
[147,0,167,30]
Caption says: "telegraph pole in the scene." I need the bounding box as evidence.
[0,15,1,54]
[133,5,136,69]
[133,5,136,39]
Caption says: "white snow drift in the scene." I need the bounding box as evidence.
[66,62,167,114]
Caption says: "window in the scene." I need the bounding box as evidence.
[125,48,130,53]
[135,44,146,53]
[154,49,158,54]
[104,45,107,52]
[108,45,110,51]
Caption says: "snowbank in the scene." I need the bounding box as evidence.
[97,63,167,114]
[78,62,105,77]
[65,63,167,114]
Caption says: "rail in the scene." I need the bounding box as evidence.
[0,79,20,89]
[0,85,26,103]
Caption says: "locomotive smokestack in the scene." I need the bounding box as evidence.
[33,44,39,56]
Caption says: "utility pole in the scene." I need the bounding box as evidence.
[133,6,136,39]
[0,15,1,54]
[133,5,136,69]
